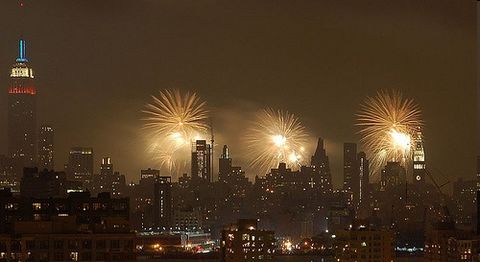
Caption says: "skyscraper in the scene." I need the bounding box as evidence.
[95,157,125,196]
[38,125,54,170]
[154,176,173,230]
[343,143,358,192]
[412,128,426,184]
[357,152,370,205]
[477,156,480,189]
[219,145,232,182]
[380,162,406,191]
[310,138,332,193]
[8,39,37,177]
[94,157,113,194]
[191,140,212,182]
[67,147,94,187]
[100,157,113,177]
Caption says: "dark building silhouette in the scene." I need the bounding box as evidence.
[191,140,211,182]
[380,162,406,191]
[173,205,203,231]
[0,188,134,260]
[129,168,160,230]
[100,157,113,176]
[66,147,94,187]
[141,168,159,179]
[140,168,159,188]
[343,143,358,191]
[357,151,370,206]
[154,176,173,230]
[425,227,480,261]
[343,143,358,205]
[0,155,15,189]
[20,167,68,198]
[93,157,126,196]
[0,189,129,233]
[310,138,333,193]
[8,39,37,178]
[218,145,248,187]
[219,145,232,181]
[453,178,478,227]
[477,156,480,186]
[477,191,480,235]
[38,124,54,170]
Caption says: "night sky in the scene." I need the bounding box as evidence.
[0,0,475,187]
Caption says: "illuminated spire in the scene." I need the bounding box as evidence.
[16,39,28,63]
[222,145,229,159]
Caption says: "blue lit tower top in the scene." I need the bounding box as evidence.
[10,39,34,80]
[16,39,28,63]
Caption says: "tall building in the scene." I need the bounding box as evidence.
[8,39,37,177]
[94,157,126,196]
[343,143,359,203]
[154,176,173,230]
[140,168,159,184]
[380,161,406,191]
[412,128,426,184]
[67,147,94,187]
[310,138,332,193]
[131,168,160,230]
[38,124,54,170]
[100,157,113,176]
[476,156,480,188]
[357,152,370,206]
[219,145,232,181]
[191,140,211,182]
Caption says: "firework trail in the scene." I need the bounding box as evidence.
[143,89,209,176]
[357,90,423,175]
[245,108,308,175]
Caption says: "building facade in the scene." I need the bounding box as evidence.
[8,39,37,178]
[38,125,54,171]
[221,219,275,262]
[412,128,426,184]
[154,176,173,230]
[334,222,395,262]
[311,138,333,194]
[66,147,94,187]
[191,140,211,182]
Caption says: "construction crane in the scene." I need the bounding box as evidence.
[424,168,453,227]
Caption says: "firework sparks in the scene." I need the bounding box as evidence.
[356,90,423,175]
[245,108,308,174]
[143,89,209,175]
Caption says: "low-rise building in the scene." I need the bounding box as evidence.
[221,219,275,262]
[334,221,395,262]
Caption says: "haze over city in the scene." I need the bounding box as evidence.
[0,0,475,186]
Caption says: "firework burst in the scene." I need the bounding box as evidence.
[143,89,209,175]
[245,108,308,175]
[356,90,423,175]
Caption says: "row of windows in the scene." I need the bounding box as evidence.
[0,239,133,252]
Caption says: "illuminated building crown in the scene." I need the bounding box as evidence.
[10,39,34,79]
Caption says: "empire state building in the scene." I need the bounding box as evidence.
[8,39,37,174]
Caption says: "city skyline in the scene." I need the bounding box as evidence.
[0,1,477,261]
[0,0,475,187]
